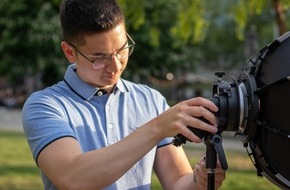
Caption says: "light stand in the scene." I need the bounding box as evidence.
[204,133,228,190]
[173,131,228,190]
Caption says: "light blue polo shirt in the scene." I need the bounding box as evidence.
[22,64,172,190]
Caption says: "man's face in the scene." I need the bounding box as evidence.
[72,24,130,90]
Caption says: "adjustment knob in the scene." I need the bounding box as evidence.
[215,72,225,78]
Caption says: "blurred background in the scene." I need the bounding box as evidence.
[0,0,289,189]
[0,0,289,108]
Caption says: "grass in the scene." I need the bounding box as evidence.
[0,130,281,190]
[0,130,43,190]
[151,144,280,190]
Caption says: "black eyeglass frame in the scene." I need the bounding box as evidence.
[69,33,135,65]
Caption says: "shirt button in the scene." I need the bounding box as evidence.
[108,124,113,129]
[106,105,110,111]
[95,89,107,96]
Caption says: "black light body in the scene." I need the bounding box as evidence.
[173,31,290,189]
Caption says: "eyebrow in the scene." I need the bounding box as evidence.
[90,38,129,57]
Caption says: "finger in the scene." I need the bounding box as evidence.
[185,114,218,134]
[215,171,226,182]
[199,157,226,178]
[194,162,207,180]
[180,127,203,143]
[183,105,218,130]
[196,156,226,190]
[186,97,218,112]
[215,161,227,174]
[184,102,217,122]
[194,170,207,189]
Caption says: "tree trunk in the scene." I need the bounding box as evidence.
[272,0,287,35]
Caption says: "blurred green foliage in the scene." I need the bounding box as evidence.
[0,0,289,87]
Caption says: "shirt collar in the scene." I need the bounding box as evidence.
[64,64,128,101]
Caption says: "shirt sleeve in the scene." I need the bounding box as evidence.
[22,91,76,163]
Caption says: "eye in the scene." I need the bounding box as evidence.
[118,47,129,57]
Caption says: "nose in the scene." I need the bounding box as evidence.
[106,55,121,73]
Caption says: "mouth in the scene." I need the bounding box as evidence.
[104,74,117,80]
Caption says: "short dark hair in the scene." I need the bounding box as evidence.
[60,0,125,45]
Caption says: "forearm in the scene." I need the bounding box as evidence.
[72,125,161,188]
[40,122,163,190]
[172,173,198,190]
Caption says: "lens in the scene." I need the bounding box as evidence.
[92,61,106,69]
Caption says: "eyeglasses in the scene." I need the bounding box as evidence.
[69,33,135,69]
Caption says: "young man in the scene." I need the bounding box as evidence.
[22,0,226,189]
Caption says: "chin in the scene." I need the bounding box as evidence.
[97,80,117,88]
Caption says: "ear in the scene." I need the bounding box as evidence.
[61,41,77,63]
